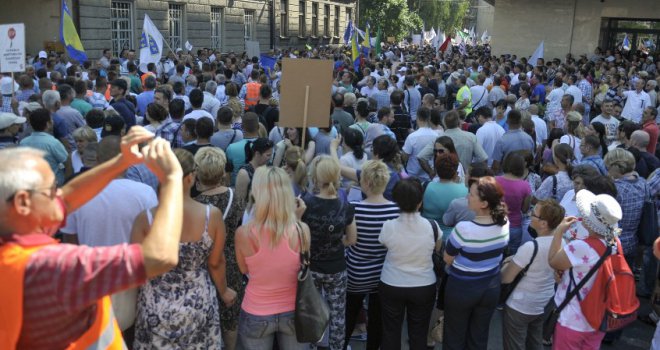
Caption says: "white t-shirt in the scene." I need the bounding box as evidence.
[559,189,590,241]
[470,85,489,109]
[476,121,505,166]
[546,87,564,114]
[183,109,215,125]
[590,115,620,146]
[555,238,607,332]
[340,151,367,188]
[621,90,651,123]
[402,127,438,180]
[506,236,556,315]
[531,115,548,146]
[71,150,84,174]
[379,212,437,287]
[60,179,158,246]
[566,85,583,108]
[360,85,379,98]
[560,134,582,162]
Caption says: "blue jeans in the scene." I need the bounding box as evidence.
[237,310,307,350]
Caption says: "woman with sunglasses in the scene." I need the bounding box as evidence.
[420,136,466,185]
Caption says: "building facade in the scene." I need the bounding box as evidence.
[480,0,660,60]
[0,0,356,61]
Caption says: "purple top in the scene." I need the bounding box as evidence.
[496,176,532,228]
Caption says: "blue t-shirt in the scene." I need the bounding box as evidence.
[422,182,468,240]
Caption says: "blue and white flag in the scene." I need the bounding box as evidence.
[343,20,353,45]
[260,54,277,73]
[622,34,631,51]
[139,14,164,71]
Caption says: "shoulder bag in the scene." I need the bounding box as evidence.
[294,223,330,343]
[499,240,538,304]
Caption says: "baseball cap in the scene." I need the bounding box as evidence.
[101,115,126,138]
[38,50,47,59]
[0,77,19,96]
[0,112,27,129]
[23,101,42,113]
[110,79,128,92]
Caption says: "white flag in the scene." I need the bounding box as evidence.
[481,30,489,43]
[139,14,164,72]
[185,40,193,51]
[529,41,544,67]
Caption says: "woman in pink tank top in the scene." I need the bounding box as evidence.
[235,166,310,349]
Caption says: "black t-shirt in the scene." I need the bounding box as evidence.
[253,104,279,132]
[301,193,355,274]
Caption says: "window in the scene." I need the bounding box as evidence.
[346,8,352,23]
[168,4,183,50]
[299,1,305,36]
[280,0,288,37]
[244,10,255,40]
[111,1,133,57]
[324,5,330,37]
[210,7,223,50]
[334,6,339,37]
[312,3,318,37]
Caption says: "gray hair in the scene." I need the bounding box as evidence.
[604,148,636,174]
[0,148,46,202]
[42,90,61,110]
[648,80,658,88]
[215,74,226,83]
[186,75,197,87]
[205,81,218,93]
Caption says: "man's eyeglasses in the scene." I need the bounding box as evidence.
[5,181,58,202]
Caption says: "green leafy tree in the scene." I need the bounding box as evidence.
[412,0,470,33]
[359,0,423,40]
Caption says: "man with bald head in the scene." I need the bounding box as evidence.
[0,127,183,349]
[630,130,660,178]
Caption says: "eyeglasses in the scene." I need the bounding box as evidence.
[530,213,542,220]
[434,149,446,154]
[5,181,58,202]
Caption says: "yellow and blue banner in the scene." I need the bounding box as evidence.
[351,31,360,72]
[60,0,88,62]
[360,23,371,57]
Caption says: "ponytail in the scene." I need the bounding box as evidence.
[285,146,307,190]
[245,137,274,163]
[490,202,508,226]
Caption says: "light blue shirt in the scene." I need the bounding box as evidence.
[136,90,155,117]
[20,132,68,185]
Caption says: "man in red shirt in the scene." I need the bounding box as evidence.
[0,127,184,349]
[642,107,659,155]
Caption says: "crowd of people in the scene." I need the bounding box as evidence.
[1,39,660,350]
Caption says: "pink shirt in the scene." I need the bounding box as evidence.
[496,176,532,228]
[242,226,300,316]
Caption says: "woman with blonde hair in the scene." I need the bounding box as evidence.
[235,166,310,349]
[301,155,358,350]
[70,126,97,174]
[193,147,245,350]
[132,149,236,349]
[560,111,585,161]
[283,145,308,195]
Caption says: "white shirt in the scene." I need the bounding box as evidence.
[379,212,437,287]
[590,115,620,146]
[183,109,215,125]
[339,151,367,188]
[402,127,439,180]
[506,236,557,315]
[60,179,158,246]
[545,87,564,115]
[621,89,651,123]
[566,85,583,108]
[215,84,228,105]
[360,85,379,98]
[531,115,548,146]
[470,85,489,109]
[202,91,221,119]
[476,121,505,166]
[560,134,582,162]
[559,189,589,241]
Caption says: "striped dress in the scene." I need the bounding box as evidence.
[346,201,400,293]
[445,221,510,280]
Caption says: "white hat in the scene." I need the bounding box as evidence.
[0,77,19,96]
[575,189,622,239]
[0,112,26,129]
[38,50,47,59]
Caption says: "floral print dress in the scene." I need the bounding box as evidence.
[134,205,221,349]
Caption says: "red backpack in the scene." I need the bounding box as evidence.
[578,237,640,332]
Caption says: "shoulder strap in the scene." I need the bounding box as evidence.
[474,88,486,107]
[427,218,439,243]
[223,188,234,221]
[552,175,558,199]
[521,240,539,274]
[229,129,237,145]
[555,241,612,314]
[204,205,210,233]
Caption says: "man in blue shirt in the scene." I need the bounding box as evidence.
[19,108,68,185]
[136,76,156,117]
[109,79,136,129]
[491,109,536,174]
[579,135,608,175]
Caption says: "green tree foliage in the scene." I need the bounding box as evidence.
[359,0,423,40]
[412,0,471,33]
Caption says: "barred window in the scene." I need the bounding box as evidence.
[211,7,223,50]
[111,1,133,57]
[244,10,255,40]
[168,3,183,50]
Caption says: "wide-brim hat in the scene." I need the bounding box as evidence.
[575,189,622,238]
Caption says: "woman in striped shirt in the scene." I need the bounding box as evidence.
[344,160,400,350]
[443,176,510,350]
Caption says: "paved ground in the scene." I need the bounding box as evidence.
[349,296,656,350]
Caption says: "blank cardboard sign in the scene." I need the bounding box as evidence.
[279,58,334,128]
